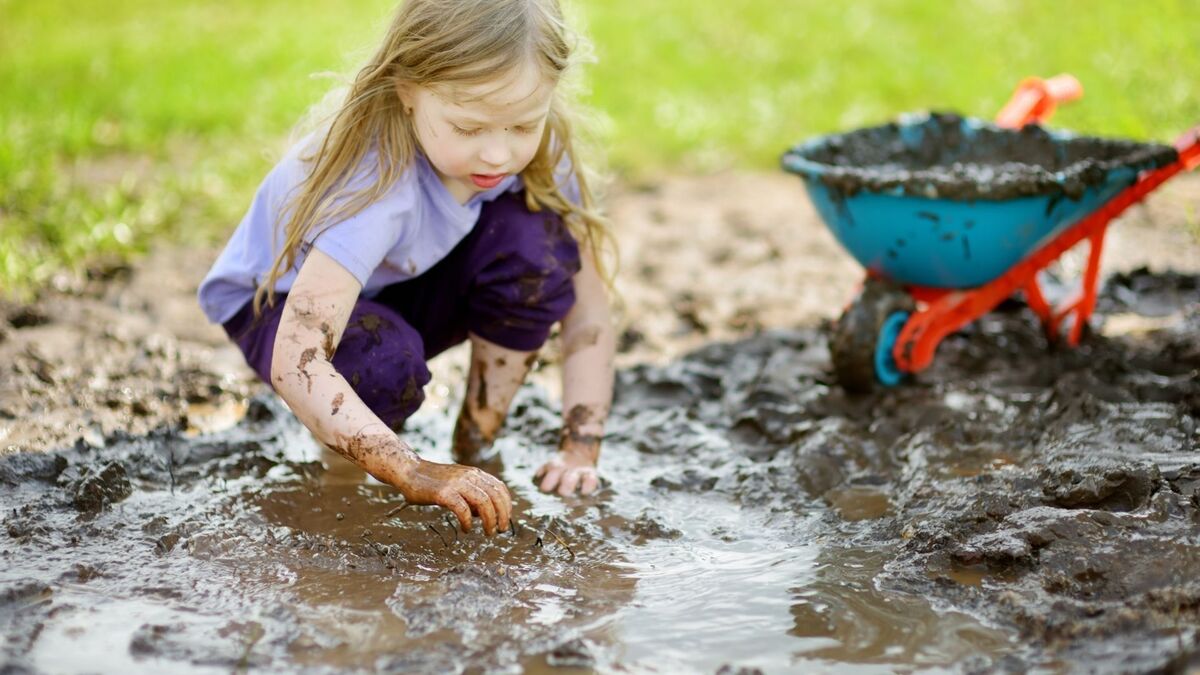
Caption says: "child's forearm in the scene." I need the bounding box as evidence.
[558,316,615,462]
[270,295,418,486]
[267,247,511,535]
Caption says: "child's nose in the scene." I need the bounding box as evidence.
[479,137,512,168]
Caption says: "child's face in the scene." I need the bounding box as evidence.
[404,61,555,203]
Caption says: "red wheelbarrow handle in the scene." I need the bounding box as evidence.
[1177,126,1200,171]
[995,74,1084,128]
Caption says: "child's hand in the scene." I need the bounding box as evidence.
[535,450,600,496]
[397,459,512,535]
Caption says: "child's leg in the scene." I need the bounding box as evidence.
[222,296,431,432]
[373,191,582,460]
[451,333,537,463]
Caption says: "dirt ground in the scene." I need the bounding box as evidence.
[1,170,1199,673]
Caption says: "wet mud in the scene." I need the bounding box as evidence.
[3,269,1198,673]
[783,112,1179,200]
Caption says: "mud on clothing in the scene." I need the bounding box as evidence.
[221,190,582,429]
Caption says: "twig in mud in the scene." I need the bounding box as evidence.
[427,523,449,548]
[360,531,395,571]
[385,502,410,518]
[533,520,576,561]
[444,513,460,542]
[545,528,576,561]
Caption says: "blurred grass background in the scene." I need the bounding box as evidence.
[2,0,1197,297]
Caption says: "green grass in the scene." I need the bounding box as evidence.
[2,0,1197,297]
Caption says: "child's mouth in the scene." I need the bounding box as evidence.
[470,173,507,189]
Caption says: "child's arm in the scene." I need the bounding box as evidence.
[271,249,512,535]
[534,248,615,496]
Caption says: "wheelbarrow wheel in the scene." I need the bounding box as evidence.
[830,278,916,393]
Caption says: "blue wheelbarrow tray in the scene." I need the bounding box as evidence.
[782,113,1179,289]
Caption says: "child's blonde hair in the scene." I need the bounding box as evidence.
[254,0,613,315]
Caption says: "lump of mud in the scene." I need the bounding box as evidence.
[1098,266,1200,317]
[244,397,277,424]
[629,512,682,543]
[0,579,51,609]
[128,620,270,668]
[71,461,132,512]
[782,112,1178,200]
[545,638,595,668]
[4,306,51,329]
[0,452,67,485]
[1039,460,1160,511]
[650,468,718,492]
[716,666,765,675]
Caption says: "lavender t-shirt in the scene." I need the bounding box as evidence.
[198,139,578,325]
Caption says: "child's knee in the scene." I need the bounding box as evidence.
[333,309,431,430]
[480,193,580,273]
[468,193,582,350]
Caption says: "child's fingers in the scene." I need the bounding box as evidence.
[462,485,498,535]
[557,469,582,497]
[476,477,512,532]
[539,465,564,493]
[441,492,473,533]
[580,471,600,495]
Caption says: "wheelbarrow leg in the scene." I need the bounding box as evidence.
[1049,224,1109,346]
[1022,276,1054,331]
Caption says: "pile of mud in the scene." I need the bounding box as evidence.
[2,269,1198,673]
[782,112,1179,199]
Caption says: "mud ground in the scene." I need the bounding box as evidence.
[1,170,1199,673]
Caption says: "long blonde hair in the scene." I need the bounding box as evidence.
[254,0,614,315]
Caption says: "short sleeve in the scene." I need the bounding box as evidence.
[304,198,413,287]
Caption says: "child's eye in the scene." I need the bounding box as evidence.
[511,125,536,135]
[452,125,481,137]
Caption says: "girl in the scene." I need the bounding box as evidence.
[197,0,615,536]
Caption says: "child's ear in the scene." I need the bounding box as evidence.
[395,81,415,113]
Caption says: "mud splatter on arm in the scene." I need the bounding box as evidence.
[537,247,615,496]
[270,249,419,485]
[270,250,513,534]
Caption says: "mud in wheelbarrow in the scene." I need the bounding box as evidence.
[782,105,1196,392]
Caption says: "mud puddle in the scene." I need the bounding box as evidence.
[3,268,1199,673]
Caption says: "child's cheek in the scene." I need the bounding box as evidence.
[442,145,470,176]
[517,139,539,169]
[460,141,483,172]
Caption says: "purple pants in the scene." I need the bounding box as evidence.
[222,191,581,429]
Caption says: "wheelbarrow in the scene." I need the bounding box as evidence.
[782,75,1200,392]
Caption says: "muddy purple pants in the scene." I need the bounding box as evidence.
[222,191,581,429]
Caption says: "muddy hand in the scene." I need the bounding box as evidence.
[398,459,512,535]
[535,451,600,496]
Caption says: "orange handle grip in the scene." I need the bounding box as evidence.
[995,74,1083,129]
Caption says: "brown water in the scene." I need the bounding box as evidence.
[3,268,1199,673]
[0,404,1014,674]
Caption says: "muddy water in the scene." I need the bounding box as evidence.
[3,269,1199,673]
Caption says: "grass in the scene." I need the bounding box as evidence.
[2,0,1197,297]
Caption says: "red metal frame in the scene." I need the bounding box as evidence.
[878,75,1200,375]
